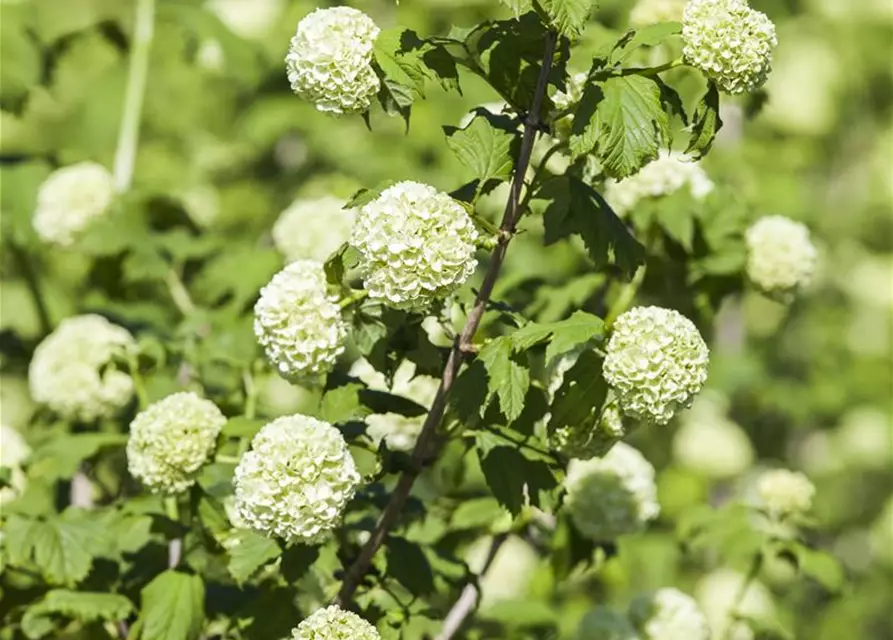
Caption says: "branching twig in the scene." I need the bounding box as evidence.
[333,29,559,609]
[436,534,509,640]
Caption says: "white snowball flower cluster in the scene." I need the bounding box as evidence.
[745,215,817,300]
[629,588,711,640]
[672,391,754,478]
[351,181,478,311]
[32,162,115,247]
[757,468,815,518]
[1,424,31,504]
[126,392,226,495]
[604,306,709,425]
[630,0,687,26]
[577,607,640,640]
[254,260,348,380]
[285,7,380,115]
[349,358,439,451]
[29,315,135,422]
[564,442,660,541]
[695,569,775,640]
[234,415,361,544]
[272,196,355,263]
[291,605,380,640]
[682,0,777,95]
[604,151,714,216]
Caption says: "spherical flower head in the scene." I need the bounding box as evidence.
[285,7,380,115]
[351,181,478,311]
[682,0,777,95]
[604,151,714,216]
[745,215,817,301]
[126,392,225,495]
[291,605,379,640]
[604,306,709,425]
[577,607,639,640]
[234,414,361,544]
[28,315,135,422]
[672,391,754,478]
[272,195,355,263]
[564,442,660,541]
[254,260,348,380]
[629,588,711,640]
[349,358,438,451]
[630,0,687,26]
[33,162,115,247]
[756,469,815,518]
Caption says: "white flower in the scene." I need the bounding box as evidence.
[604,150,714,216]
[291,605,379,640]
[682,0,777,95]
[564,442,660,540]
[272,195,354,263]
[672,391,754,478]
[745,215,817,300]
[349,358,438,451]
[756,468,815,518]
[32,162,115,247]
[630,0,688,26]
[604,306,709,425]
[629,588,711,640]
[126,392,226,495]
[351,181,478,311]
[234,414,361,544]
[254,260,348,380]
[577,607,639,640]
[695,569,775,640]
[1,424,31,505]
[29,315,135,422]
[285,7,380,115]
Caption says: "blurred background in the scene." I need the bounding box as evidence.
[1,0,891,638]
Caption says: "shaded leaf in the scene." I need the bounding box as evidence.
[478,446,557,516]
[136,571,205,640]
[443,113,517,184]
[479,337,530,423]
[686,82,723,159]
[227,530,282,586]
[22,590,133,640]
[386,537,434,596]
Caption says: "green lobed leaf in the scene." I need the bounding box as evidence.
[443,112,518,184]
[386,536,435,596]
[541,0,595,39]
[21,590,134,640]
[478,445,558,516]
[611,22,682,62]
[544,311,605,363]
[135,570,205,640]
[547,349,608,434]
[686,82,723,159]
[374,28,429,101]
[226,530,282,586]
[478,337,531,423]
[499,0,533,18]
[569,74,669,179]
[27,432,127,482]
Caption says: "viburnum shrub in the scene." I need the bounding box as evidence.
[1,0,857,639]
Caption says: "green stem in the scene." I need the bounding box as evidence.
[11,243,52,336]
[722,552,763,640]
[613,57,686,78]
[127,351,149,409]
[339,288,369,309]
[164,496,182,568]
[113,0,155,192]
[604,264,647,329]
[521,142,566,211]
[165,268,196,316]
[242,365,257,420]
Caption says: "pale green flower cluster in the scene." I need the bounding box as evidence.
[29,315,135,422]
[254,260,348,379]
[672,391,754,478]
[351,181,478,311]
[604,151,714,216]
[682,0,777,95]
[32,162,115,246]
[126,392,226,495]
[745,215,817,300]
[349,358,439,451]
[1,424,30,504]
[552,71,588,142]
[285,7,380,114]
[603,306,709,425]
[630,0,687,26]
[564,442,660,541]
[695,569,775,640]
[757,468,815,518]
[234,415,360,544]
[577,607,640,640]
[629,588,711,640]
[291,606,379,640]
[272,195,354,263]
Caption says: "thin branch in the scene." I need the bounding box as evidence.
[333,29,559,609]
[436,534,509,640]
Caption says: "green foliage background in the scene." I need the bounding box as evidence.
[0,0,891,639]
